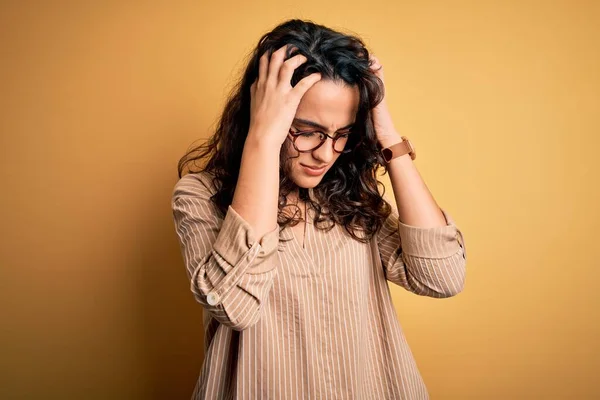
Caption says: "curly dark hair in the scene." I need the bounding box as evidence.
[177,19,393,243]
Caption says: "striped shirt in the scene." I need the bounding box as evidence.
[171,171,467,399]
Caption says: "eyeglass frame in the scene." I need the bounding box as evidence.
[287,128,361,154]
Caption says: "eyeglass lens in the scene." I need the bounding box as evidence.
[294,131,350,153]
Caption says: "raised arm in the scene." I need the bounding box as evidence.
[377,203,467,298]
[172,174,280,330]
[172,45,321,330]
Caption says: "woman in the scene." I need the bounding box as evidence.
[172,19,467,400]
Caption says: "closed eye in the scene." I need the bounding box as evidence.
[291,128,351,139]
[291,127,321,136]
[298,131,319,138]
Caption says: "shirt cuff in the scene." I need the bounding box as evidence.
[397,208,461,259]
[212,205,280,274]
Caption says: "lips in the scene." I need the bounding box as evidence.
[301,164,328,170]
[300,163,328,177]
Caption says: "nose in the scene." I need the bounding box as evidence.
[311,137,336,164]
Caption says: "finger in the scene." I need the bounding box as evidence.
[258,53,269,84]
[371,63,382,72]
[377,65,385,82]
[278,53,308,86]
[250,79,257,97]
[370,60,382,72]
[290,72,322,101]
[369,55,384,78]
[267,45,289,86]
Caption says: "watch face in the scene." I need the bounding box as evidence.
[382,148,392,162]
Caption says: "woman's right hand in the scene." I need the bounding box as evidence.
[248,45,322,147]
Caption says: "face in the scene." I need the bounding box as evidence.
[285,79,360,189]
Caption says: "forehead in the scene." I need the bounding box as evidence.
[294,80,360,127]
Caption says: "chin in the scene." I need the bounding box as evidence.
[290,174,324,189]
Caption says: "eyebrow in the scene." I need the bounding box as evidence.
[292,118,355,132]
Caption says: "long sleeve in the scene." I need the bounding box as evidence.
[171,173,280,331]
[376,203,467,298]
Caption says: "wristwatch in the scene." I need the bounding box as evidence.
[381,136,416,163]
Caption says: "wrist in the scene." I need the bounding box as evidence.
[245,130,283,151]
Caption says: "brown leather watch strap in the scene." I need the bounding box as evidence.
[381,136,416,163]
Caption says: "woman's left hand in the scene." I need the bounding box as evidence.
[369,55,402,148]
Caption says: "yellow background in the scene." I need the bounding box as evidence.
[1,1,598,398]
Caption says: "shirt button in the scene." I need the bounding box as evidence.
[206,292,220,306]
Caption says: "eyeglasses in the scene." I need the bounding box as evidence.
[287,128,360,154]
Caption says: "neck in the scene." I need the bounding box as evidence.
[287,187,309,203]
